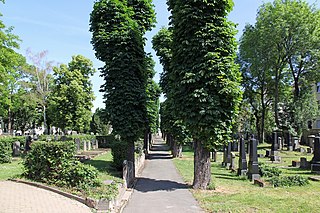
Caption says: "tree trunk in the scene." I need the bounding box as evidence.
[127,141,135,187]
[43,105,48,135]
[193,140,211,189]
[172,139,182,158]
[144,129,149,154]
[8,107,12,134]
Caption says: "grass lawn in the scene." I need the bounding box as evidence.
[173,144,320,213]
[0,158,24,180]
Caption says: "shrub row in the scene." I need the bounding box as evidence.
[23,141,100,189]
[259,162,282,178]
[270,175,309,187]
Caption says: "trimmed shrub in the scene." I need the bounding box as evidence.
[59,161,100,189]
[23,141,100,189]
[23,141,76,182]
[270,175,309,187]
[110,139,127,170]
[259,162,282,177]
[96,135,116,148]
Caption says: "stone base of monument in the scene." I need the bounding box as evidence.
[311,163,320,174]
[237,169,247,176]
[248,173,260,181]
[287,146,293,151]
[270,155,281,162]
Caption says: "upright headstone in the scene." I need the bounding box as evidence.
[230,153,236,170]
[87,140,91,150]
[25,136,32,152]
[13,141,20,156]
[308,135,316,148]
[226,142,232,168]
[248,137,260,180]
[211,149,217,162]
[83,139,87,151]
[311,136,320,174]
[292,136,300,150]
[238,137,247,176]
[75,138,81,152]
[232,140,238,152]
[270,131,281,162]
[286,132,293,151]
[222,145,227,167]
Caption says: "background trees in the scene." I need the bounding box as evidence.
[50,55,95,133]
[239,0,320,138]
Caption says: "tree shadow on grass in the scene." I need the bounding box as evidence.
[134,177,190,192]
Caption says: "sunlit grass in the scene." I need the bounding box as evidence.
[173,144,320,213]
[0,158,24,180]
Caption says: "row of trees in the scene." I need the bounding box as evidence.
[155,0,320,189]
[90,0,160,182]
[0,1,97,134]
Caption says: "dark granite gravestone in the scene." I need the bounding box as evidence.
[222,145,227,167]
[248,137,260,180]
[270,131,281,162]
[232,140,238,152]
[238,137,247,176]
[25,136,32,152]
[300,157,311,169]
[211,149,217,162]
[285,132,293,151]
[226,142,232,168]
[13,141,20,156]
[311,136,320,174]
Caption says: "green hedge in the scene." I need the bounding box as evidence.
[0,136,25,163]
[23,141,100,189]
[96,135,116,148]
[270,175,309,187]
[110,139,127,170]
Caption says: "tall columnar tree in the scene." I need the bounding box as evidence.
[152,27,190,157]
[168,0,242,189]
[90,0,156,181]
[50,55,95,133]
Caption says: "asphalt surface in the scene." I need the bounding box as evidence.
[123,137,204,213]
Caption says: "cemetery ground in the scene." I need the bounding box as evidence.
[0,149,123,200]
[174,145,320,213]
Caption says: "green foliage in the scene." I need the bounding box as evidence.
[259,162,282,178]
[168,0,242,147]
[0,136,25,163]
[50,55,95,133]
[110,139,127,170]
[270,175,309,187]
[90,108,111,135]
[23,141,100,189]
[0,139,12,163]
[59,161,100,189]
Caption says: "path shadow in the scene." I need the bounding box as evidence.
[150,144,170,151]
[134,177,190,192]
[147,153,173,160]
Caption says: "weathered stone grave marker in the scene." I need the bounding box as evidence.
[248,136,260,180]
[238,136,247,176]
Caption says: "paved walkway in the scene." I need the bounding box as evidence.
[0,181,91,213]
[123,137,204,213]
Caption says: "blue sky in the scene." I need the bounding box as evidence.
[1,0,319,110]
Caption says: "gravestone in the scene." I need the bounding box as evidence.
[226,142,232,168]
[87,140,91,150]
[25,136,32,152]
[308,135,315,149]
[248,137,260,180]
[232,140,238,152]
[211,149,217,162]
[292,136,300,150]
[311,136,320,174]
[83,139,87,151]
[222,145,227,167]
[13,141,20,156]
[238,137,247,176]
[307,147,313,154]
[230,153,235,170]
[75,138,81,152]
[270,131,281,162]
[285,132,293,151]
[265,150,270,157]
[300,157,310,169]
